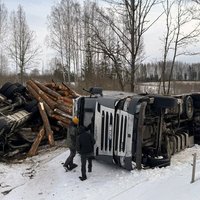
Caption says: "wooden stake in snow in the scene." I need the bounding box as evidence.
[191,153,197,183]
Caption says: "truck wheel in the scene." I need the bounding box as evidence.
[153,96,177,109]
[24,99,38,113]
[183,96,193,119]
[3,84,18,99]
[0,82,12,95]
[191,94,200,109]
[14,83,26,94]
[147,156,170,168]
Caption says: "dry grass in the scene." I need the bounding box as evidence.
[0,74,200,95]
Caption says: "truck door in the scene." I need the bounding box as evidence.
[94,103,115,157]
[114,110,134,157]
[114,109,134,169]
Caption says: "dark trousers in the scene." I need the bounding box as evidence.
[81,154,92,178]
[64,149,76,168]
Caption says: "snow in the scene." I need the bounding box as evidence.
[1,144,200,200]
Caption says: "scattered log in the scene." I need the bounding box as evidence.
[38,102,55,146]
[28,127,45,156]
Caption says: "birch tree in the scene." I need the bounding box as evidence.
[0,2,8,74]
[48,0,82,84]
[9,5,40,83]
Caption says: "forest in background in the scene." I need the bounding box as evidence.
[1,0,200,94]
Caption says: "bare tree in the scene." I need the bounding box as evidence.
[48,0,83,85]
[159,0,175,94]
[86,0,162,92]
[8,5,40,84]
[128,0,161,92]
[161,0,200,94]
[0,2,8,75]
[48,5,66,82]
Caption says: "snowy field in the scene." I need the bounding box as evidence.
[1,144,200,200]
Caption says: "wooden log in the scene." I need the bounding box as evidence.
[62,82,80,98]
[56,100,73,108]
[27,80,57,110]
[27,85,42,102]
[43,101,53,117]
[34,80,61,99]
[55,82,77,98]
[27,85,53,117]
[56,90,70,96]
[46,93,57,102]
[57,96,73,104]
[38,102,55,146]
[51,114,71,126]
[28,127,45,156]
[54,108,73,119]
[44,82,56,89]
[55,103,72,115]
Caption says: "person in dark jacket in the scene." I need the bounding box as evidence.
[63,116,79,171]
[77,126,95,181]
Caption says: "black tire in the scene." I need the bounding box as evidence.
[147,156,170,168]
[191,93,200,109]
[153,96,177,109]
[3,84,18,99]
[24,99,38,113]
[14,84,26,95]
[183,96,193,119]
[0,82,12,94]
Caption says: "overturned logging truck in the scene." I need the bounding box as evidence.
[75,88,200,170]
[1,81,200,171]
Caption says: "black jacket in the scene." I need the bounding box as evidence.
[77,127,95,155]
[66,122,78,150]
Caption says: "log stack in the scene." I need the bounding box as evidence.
[26,80,79,156]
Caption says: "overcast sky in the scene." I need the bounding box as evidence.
[6,0,54,44]
[5,0,56,72]
[5,0,200,67]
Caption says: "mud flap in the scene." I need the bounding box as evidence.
[124,157,133,170]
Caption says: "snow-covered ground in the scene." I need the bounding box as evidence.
[1,144,200,200]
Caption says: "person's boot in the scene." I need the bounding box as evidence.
[69,163,78,170]
[63,165,70,172]
[79,176,87,181]
[88,168,92,172]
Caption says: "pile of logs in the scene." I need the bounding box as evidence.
[26,80,79,156]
